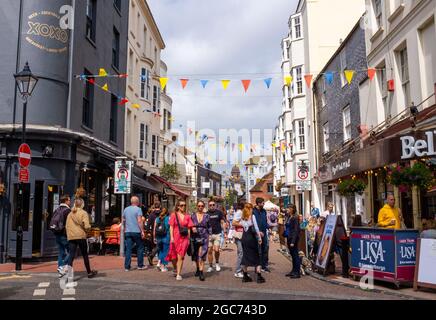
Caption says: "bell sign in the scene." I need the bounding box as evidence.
[400,130,436,159]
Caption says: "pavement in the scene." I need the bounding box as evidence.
[0,241,434,300]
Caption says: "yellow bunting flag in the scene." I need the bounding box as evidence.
[99,68,108,77]
[221,80,231,90]
[102,83,109,92]
[131,104,140,109]
[281,143,286,152]
[344,70,355,85]
[160,78,169,91]
[239,144,244,152]
[211,143,216,150]
[284,76,293,86]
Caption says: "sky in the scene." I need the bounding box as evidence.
[147,0,298,172]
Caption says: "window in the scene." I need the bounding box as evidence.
[343,105,351,142]
[320,77,326,107]
[139,123,148,160]
[167,111,172,130]
[143,26,147,56]
[128,50,134,86]
[378,63,388,111]
[113,0,121,12]
[86,0,96,42]
[112,27,120,69]
[298,120,305,150]
[201,176,205,194]
[163,109,168,131]
[340,49,347,87]
[267,184,274,194]
[398,47,411,107]
[323,122,329,153]
[294,16,301,38]
[186,176,192,185]
[153,86,160,112]
[295,66,303,94]
[250,180,255,186]
[110,95,118,142]
[140,68,150,99]
[374,0,383,29]
[152,135,158,166]
[210,180,214,195]
[82,69,94,128]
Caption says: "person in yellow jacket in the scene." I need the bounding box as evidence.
[377,194,403,229]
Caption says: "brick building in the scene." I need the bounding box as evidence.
[249,172,274,203]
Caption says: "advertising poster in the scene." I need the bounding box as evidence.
[315,215,337,272]
[395,230,418,281]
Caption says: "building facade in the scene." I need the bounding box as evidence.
[0,0,128,261]
[249,172,274,203]
[244,155,273,203]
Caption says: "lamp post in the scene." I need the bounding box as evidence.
[13,62,38,271]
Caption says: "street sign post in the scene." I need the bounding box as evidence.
[296,160,311,191]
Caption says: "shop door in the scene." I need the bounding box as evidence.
[400,191,414,229]
[41,183,63,257]
[32,181,44,255]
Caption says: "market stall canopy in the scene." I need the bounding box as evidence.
[264,200,279,211]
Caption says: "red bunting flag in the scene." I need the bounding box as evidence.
[119,74,128,78]
[88,78,95,85]
[119,98,129,105]
[180,79,189,89]
[241,80,251,93]
[304,74,313,88]
[368,68,376,81]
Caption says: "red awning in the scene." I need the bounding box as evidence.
[151,175,190,198]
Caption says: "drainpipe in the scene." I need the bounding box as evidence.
[66,0,75,130]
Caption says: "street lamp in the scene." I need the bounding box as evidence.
[13,61,38,271]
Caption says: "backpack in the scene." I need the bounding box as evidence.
[270,212,278,224]
[49,206,67,234]
[155,218,167,237]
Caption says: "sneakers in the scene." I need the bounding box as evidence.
[176,275,183,281]
[156,260,161,268]
[87,270,98,279]
[261,267,271,273]
[207,266,214,273]
[172,270,178,277]
[137,266,147,270]
[125,269,130,272]
[160,266,168,273]
[234,272,244,279]
[57,266,66,277]
[215,263,221,272]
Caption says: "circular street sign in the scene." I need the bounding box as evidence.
[117,168,129,180]
[18,143,31,168]
[298,169,309,180]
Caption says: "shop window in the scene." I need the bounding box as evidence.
[112,27,120,69]
[86,0,97,42]
[343,105,351,142]
[46,185,61,231]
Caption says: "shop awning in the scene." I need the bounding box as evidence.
[133,175,161,193]
[151,175,190,198]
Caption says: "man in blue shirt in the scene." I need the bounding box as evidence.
[253,197,270,272]
[122,196,146,271]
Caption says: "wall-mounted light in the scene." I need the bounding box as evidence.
[42,145,54,158]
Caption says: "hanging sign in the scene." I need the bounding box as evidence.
[114,160,133,194]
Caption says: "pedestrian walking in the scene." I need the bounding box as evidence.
[232,201,245,278]
[49,194,71,276]
[284,204,301,279]
[123,196,146,272]
[167,200,193,281]
[253,198,270,272]
[154,208,170,272]
[65,198,98,278]
[191,201,212,281]
[240,203,265,283]
[206,199,226,273]
[147,201,161,265]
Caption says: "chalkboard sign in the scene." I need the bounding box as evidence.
[414,238,436,291]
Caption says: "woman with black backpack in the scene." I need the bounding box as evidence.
[191,200,212,281]
[153,208,170,272]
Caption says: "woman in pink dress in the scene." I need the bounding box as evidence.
[167,200,193,281]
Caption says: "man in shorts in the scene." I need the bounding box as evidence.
[207,199,226,273]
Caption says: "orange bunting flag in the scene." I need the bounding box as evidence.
[102,83,109,92]
[160,78,169,91]
[344,70,355,85]
[304,74,313,88]
[99,68,108,77]
[368,68,376,81]
[241,80,251,93]
[221,80,231,90]
[284,76,293,86]
[180,79,189,89]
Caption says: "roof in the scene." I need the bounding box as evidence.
[244,155,273,166]
[151,175,190,198]
[249,172,273,193]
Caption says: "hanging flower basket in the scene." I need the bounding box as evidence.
[388,162,434,190]
[337,179,367,196]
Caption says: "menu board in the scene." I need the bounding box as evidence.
[414,238,436,290]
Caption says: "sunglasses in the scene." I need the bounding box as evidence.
[209,204,216,206]
[179,204,186,207]
[197,205,205,207]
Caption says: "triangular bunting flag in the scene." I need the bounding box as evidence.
[102,83,109,92]
[344,70,355,85]
[131,104,140,109]
[221,80,231,90]
[241,80,251,93]
[119,98,129,105]
[284,76,293,86]
[325,72,334,85]
[200,80,209,88]
[232,143,236,151]
[180,79,189,89]
[264,78,272,89]
[99,68,108,77]
[160,78,169,91]
[368,68,376,81]
[239,144,244,152]
[304,74,313,88]
[119,74,128,78]
[88,78,95,85]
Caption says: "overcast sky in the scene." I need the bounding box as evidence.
[148,0,298,170]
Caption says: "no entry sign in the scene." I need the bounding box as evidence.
[18,143,31,168]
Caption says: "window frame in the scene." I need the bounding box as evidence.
[342,105,351,142]
[112,27,120,70]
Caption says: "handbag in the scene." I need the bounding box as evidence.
[175,212,189,237]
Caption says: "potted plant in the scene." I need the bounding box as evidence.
[337,178,367,196]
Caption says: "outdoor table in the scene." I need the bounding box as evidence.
[350,227,419,288]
